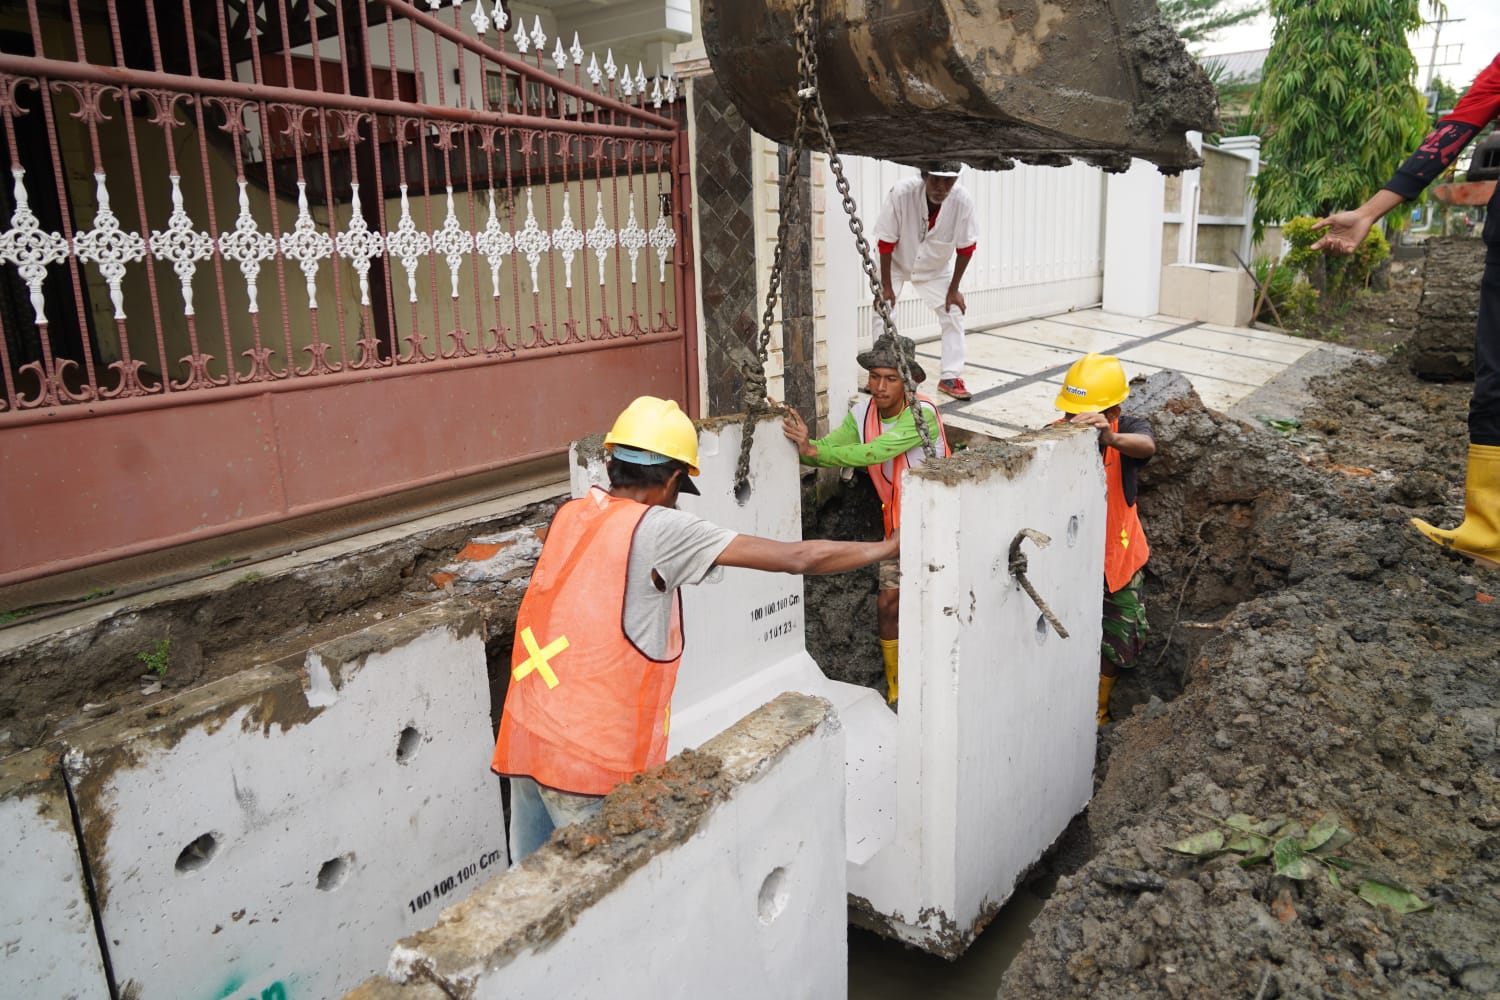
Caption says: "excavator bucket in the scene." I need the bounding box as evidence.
[701,0,1220,174]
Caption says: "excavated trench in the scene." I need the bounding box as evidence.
[817,344,1497,997]
[3,283,1497,997]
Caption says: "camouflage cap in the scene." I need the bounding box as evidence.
[856,334,926,385]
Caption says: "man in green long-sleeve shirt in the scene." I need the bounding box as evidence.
[782,335,950,705]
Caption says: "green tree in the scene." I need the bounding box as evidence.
[1159,0,1266,48]
[1251,0,1442,233]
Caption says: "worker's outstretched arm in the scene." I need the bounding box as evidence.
[1310,189,1405,255]
[715,533,897,575]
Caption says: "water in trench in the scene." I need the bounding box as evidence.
[847,888,1046,998]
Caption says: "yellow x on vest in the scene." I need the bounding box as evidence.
[513,626,569,689]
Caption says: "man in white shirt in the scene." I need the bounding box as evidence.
[873,161,980,400]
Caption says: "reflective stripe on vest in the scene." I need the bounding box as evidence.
[1103,418,1150,593]
[853,395,951,537]
[491,488,684,795]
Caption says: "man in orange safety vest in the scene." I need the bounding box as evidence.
[1054,354,1156,726]
[492,395,897,862]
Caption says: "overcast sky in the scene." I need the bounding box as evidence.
[1202,1,1497,92]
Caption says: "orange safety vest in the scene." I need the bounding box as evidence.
[1103,418,1150,593]
[490,488,684,796]
[856,395,950,538]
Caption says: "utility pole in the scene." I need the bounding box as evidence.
[1421,15,1464,112]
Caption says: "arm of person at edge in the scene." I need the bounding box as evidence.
[1067,411,1156,460]
[1313,51,1500,255]
[879,250,896,306]
[715,531,898,576]
[782,406,928,468]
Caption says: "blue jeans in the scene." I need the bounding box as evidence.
[508,776,604,864]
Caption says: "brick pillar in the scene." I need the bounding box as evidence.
[691,74,759,417]
[779,146,817,430]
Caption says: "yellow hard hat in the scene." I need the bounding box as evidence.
[1055,354,1129,414]
[604,396,700,475]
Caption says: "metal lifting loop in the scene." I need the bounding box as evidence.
[733,0,936,499]
[1009,528,1070,640]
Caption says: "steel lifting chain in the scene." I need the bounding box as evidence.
[734,0,936,496]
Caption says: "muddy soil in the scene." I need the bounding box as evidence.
[996,269,1500,997]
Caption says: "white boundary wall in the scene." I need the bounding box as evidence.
[60,603,505,1000]
[573,414,1103,953]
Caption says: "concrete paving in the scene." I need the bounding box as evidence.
[918,308,1344,438]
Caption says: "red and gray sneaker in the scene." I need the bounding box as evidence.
[937,377,972,401]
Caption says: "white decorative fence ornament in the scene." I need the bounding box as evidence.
[73,172,146,320]
[0,168,69,329]
[0,20,686,337]
[148,175,215,317]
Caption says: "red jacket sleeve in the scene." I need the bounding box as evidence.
[1384,52,1500,199]
[1446,52,1500,128]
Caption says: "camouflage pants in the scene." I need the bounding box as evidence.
[1101,570,1148,669]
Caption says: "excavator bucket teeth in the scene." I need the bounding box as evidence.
[701,0,1220,175]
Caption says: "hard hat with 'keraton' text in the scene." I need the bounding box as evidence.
[1055,354,1129,414]
[604,396,701,475]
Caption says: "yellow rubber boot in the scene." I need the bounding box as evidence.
[1097,674,1116,727]
[880,639,899,706]
[1411,444,1500,570]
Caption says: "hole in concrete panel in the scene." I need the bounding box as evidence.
[175,832,219,873]
[757,866,789,925]
[1035,615,1048,643]
[396,725,422,764]
[317,854,353,891]
[1066,515,1080,546]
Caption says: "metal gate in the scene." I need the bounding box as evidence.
[0,0,694,585]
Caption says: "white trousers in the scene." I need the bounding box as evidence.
[873,273,966,381]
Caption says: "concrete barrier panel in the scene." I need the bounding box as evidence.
[571,413,1103,956]
[346,693,847,1000]
[862,427,1105,953]
[0,747,110,999]
[62,603,505,1000]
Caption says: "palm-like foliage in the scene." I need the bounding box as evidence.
[1251,0,1442,232]
[1159,0,1265,48]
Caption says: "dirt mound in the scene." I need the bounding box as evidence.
[1001,359,1500,998]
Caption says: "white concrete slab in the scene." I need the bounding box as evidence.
[947,334,1083,376]
[62,604,506,1000]
[948,379,1065,435]
[976,317,1144,355]
[1108,360,1260,413]
[0,748,110,1000]
[1115,338,1287,387]
[1050,309,1180,338]
[1161,327,1318,365]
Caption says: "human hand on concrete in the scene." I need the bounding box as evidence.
[1068,411,1109,432]
[781,406,817,458]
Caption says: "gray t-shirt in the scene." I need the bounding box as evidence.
[623,506,737,658]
